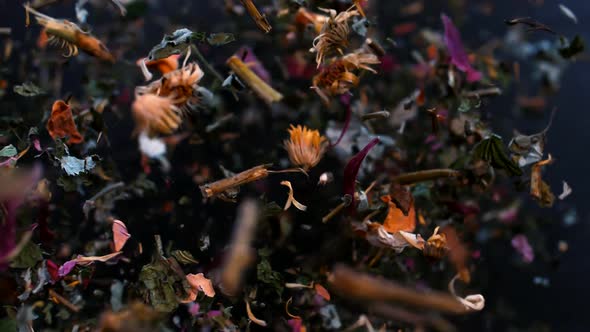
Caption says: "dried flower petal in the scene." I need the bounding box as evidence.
[381,195,416,233]
[530,155,555,207]
[559,181,572,200]
[186,273,215,299]
[246,300,267,327]
[112,220,131,252]
[441,14,482,82]
[343,138,379,207]
[314,283,331,301]
[284,125,328,170]
[281,181,307,211]
[511,234,534,263]
[58,259,78,277]
[449,274,485,311]
[46,100,83,144]
[310,8,359,67]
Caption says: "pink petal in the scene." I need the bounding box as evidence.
[112,219,131,252]
[58,259,78,277]
[186,273,216,297]
[288,319,303,332]
[511,234,534,263]
[33,139,42,152]
[188,302,200,316]
[441,14,482,83]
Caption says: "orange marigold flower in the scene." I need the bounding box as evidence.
[312,48,379,102]
[131,93,181,135]
[138,62,205,114]
[309,7,359,67]
[283,125,328,170]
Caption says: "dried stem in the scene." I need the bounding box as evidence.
[200,164,270,199]
[329,265,467,314]
[461,87,502,98]
[240,0,272,33]
[227,55,283,104]
[322,200,347,223]
[392,169,461,185]
[220,200,258,296]
[361,111,390,121]
[49,289,81,313]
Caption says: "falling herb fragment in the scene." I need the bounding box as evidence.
[240,0,272,33]
[13,82,45,97]
[226,55,283,104]
[559,35,585,59]
[441,14,482,82]
[343,137,380,208]
[472,135,523,176]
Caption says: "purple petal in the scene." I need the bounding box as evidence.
[511,234,534,263]
[58,259,78,277]
[330,105,352,148]
[343,138,380,208]
[236,46,271,83]
[441,14,482,83]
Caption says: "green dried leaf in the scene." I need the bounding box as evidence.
[256,248,283,299]
[13,82,45,97]
[472,135,523,176]
[10,242,42,269]
[206,33,235,46]
[0,144,17,158]
[147,28,195,61]
[139,258,188,313]
[170,250,198,265]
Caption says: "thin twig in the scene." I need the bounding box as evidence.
[461,87,502,99]
[392,169,461,185]
[48,289,81,313]
[329,264,467,314]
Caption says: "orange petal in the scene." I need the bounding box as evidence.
[112,219,131,252]
[314,283,331,301]
[381,195,416,233]
[46,100,83,144]
[186,273,216,297]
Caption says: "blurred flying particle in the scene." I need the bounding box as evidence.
[558,4,578,24]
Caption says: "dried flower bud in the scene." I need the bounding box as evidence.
[283,125,328,170]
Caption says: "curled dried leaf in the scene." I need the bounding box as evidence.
[46,100,83,144]
[281,181,307,211]
[246,300,267,327]
[449,274,485,311]
[381,195,416,233]
[112,219,131,252]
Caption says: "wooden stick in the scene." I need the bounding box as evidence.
[200,164,270,199]
[49,289,81,313]
[240,0,272,33]
[329,265,467,314]
[227,55,283,104]
[391,169,461,185]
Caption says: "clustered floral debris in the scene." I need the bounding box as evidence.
[0,0,580,331]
